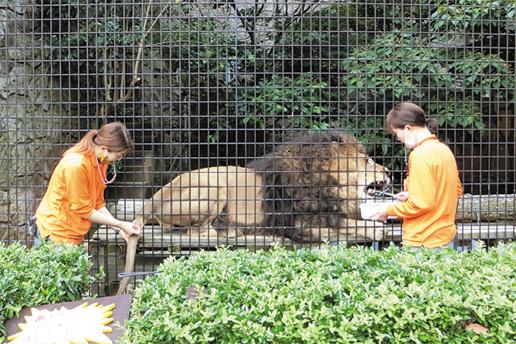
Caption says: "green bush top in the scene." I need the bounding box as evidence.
[123,243,515,343]
[0,242,95,340]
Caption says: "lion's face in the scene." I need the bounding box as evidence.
[354,153,390,199]
[330,141,390,200]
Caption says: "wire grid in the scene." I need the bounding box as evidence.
[0,1,514,295]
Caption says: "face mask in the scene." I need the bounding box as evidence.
[404,127,417,149]
[98,150,108,164]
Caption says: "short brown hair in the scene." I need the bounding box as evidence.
[385,102,437,135]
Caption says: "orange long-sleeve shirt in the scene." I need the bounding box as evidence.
[36,152,107,244]
[386,135,462,248]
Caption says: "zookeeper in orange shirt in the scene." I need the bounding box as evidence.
[371,102,462,249]
[33,122,141,245]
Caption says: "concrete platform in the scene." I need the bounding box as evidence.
[90,222,515,252]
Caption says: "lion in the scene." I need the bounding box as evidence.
[118,131,390,294]
[132,131,389,242]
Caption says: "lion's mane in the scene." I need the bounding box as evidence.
[246,131,366,241]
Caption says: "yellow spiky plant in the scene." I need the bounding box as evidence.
[7,302,115,344]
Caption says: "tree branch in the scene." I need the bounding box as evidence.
[100,1,169,116]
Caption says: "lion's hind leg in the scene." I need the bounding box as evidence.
[187,186,228,238]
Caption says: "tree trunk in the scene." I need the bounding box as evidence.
[113,194,516,223]
[457,194,515,222]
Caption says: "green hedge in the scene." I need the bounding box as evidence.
[0,242,95,340]
[122,243,515,343]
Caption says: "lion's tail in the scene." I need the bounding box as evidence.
[117,198,156,296]
[116,234,138,295]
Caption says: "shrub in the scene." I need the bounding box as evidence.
[122,243,515,343]
[0,242,95,340]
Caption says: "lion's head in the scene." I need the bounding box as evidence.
[325,133,390,200]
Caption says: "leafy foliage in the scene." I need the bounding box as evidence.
[35,0,515,176]
[431,0,516,33]
[238,74,330,131]
[0,242,96,340]
[340,31,512,122]
[41,1,144,109]
[122,243,515,343]
[338,30,513,170]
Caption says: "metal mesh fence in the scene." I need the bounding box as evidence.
[1,0,514,295]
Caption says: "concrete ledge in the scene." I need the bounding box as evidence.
[89,223,514,252]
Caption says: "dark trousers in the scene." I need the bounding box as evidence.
[28,216,49,246]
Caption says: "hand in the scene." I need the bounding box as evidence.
[118,228,130,243]
[117,220,141,237]
[370,209,389,223]
[109,225,131,243]
[394,191,409,202]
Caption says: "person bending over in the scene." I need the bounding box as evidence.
[34,122,140,245]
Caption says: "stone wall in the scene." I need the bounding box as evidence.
[0,1,63,241]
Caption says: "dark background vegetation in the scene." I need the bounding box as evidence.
[34,0,515,194]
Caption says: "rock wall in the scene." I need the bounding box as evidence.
[0,1,63,241]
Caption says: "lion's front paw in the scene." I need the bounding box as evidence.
[364,221,388,241]
[375,226,388,241]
